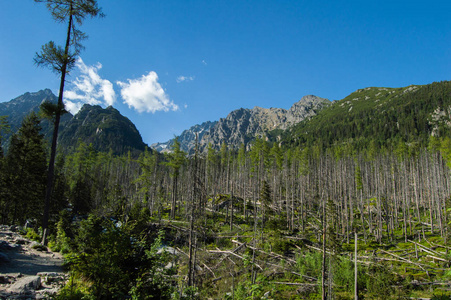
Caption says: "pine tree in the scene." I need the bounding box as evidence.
[0,116,10,223]
[34,0,103,243]
[164,137,186,219]
[4,113,47,225]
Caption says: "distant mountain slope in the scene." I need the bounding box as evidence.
[0,89,72,149]
[154,95,330,154]
[151,121,217,153]
[0,90,147,156]
[282,81,451,150]
[59,104,147,156]
[200,95,330,152]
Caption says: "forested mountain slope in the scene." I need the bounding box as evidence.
[0,90,147,155]
[58,104,147,156]
[281,81,451,151]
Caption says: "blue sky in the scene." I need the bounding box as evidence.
[1,0,450,145]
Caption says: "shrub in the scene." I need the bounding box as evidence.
[63,214,174,299]
[25,228,41,242]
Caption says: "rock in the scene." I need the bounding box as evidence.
[0,240,11,250]
[157,246,180,256]
[8,243,21,250]
[37,272,66,284]
[164,262,175,269]
[15,238,28,245]
[10,225,20,232]
[153,95,330,154]
[36,287,60,298]
[30,241,47,252]
[0,275,10,284]
[7,275,41,294]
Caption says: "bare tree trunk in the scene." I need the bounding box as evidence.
[42,5,74,245]
[321,197,326,300]
[355,231,358,300]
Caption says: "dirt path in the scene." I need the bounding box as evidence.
[0,225,67,299]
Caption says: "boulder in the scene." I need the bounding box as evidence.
[15,238,28,245]
[7,275,41,294]
[0,240,11,250]
[157,246,180,256]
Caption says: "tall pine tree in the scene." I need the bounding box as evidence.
[34,0,103,242]
[4,113,47,225]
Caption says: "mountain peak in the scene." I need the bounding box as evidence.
[1,90,147,156]
[153,95,331,154]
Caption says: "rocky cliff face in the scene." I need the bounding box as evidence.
[284,95,330,129]
[0,89,72,149]
[154,95,330,154]
[151,121,217,153]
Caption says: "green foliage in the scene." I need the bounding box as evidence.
[65,141,97,214]
[296,251,322,279]
[234,275,274,300]
[50,211,73,253]
[134,147,156,204]
[0,115,10,155]
[164,137,186,178]
[55,275,93,300]
[332,257,367,296]
[26,228,41,242]
[34,0,103,74]
[365,263,405,298]
[2,112,47,225]
[40,100,68,123]
[61,215,173,299]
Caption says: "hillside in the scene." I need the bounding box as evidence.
[282,81,451,151]
[58,104,147,156]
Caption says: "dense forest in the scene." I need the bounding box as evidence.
[2,102,451,298]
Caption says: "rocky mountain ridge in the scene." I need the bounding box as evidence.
[0,90,146,156]
[151,120,217,153]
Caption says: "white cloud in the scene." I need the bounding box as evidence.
[176,75,195,83]
[64,58,116,114]
[117,71,179,113]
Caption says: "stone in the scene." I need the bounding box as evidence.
[157,246,180,256]
[0,240,11,250]
[0,275,10,284]
[15,238,28,245]
[37,272,65,284]
[164,262,175,269]
[7,275,41,294]
[30,241,47,252]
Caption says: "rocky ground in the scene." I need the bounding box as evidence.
[0,225,67,299]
